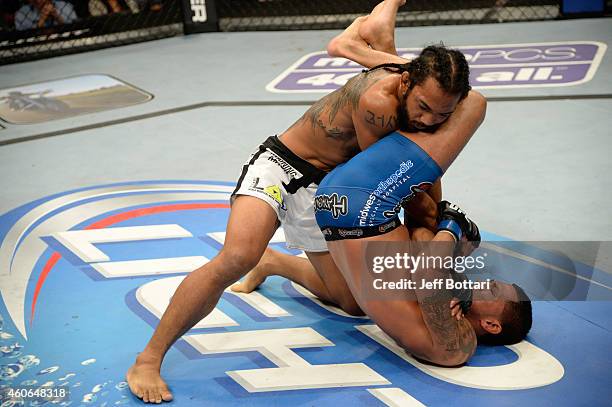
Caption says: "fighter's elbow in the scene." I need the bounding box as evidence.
[468,91,487,122]
[441,350,472,367]
[419,349,472,367]
[409,337,476,367]
[477,93,487,120]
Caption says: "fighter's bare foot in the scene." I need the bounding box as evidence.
[231,248,281,293]
[230,266,268,293]
[127,355,173,404]
[358,0,405,54]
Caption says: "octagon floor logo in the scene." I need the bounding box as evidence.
[1,180,603,406]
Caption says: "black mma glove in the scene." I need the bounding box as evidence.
[436,200,480,314]
[437,200,481,247]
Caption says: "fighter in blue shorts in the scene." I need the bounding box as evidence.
[313,118,531,366]
[315,131,442,240]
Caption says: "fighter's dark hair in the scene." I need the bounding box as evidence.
[368,44,472,100]
[479,284,533,346]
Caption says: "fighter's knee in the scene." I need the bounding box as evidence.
[217,247,261,275]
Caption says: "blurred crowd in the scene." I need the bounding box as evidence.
[1,0,164,31]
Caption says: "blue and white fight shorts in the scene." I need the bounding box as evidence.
[314,132,443,241]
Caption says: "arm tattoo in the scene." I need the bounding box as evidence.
[386,115,398,129]
[365,110,376,125]
[316,119,326,130]
[419,289,476,362]
[303,70,387,140]
[315,119,350,140]
[365,110,397,129]
[327,126,345,138]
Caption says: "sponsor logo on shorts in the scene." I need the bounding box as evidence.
[372,161,414,197]
[382,181,434,219]
[382,208,400,219]
[378,221,397,234]
[359,161,414,226]
[314,193,348,219]
[267,151,301,178]
[410,181,432,194]
[338,228,363,238]
[249,178,287,211]
[264,185,284,205]
[321,228,333,236]
[267,42,606,92]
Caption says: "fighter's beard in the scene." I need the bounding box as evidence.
[396,90,411,132]
[397,90,442,134]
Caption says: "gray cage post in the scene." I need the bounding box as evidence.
[181,0,218,34]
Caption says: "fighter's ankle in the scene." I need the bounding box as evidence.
[135,351,163,367]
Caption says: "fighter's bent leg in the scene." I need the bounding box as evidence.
[231,247,333,304]
[327,15,369,58]
[328,225,411,289]
[358,0,405,55]
[327,14,407,68]
[306,251,364,316]
[126,196,278,403]
[232,248,363,316]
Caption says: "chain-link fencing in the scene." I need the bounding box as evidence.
[217,0,560,31]
[2,1,609,66]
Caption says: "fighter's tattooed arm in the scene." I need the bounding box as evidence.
[418,289,477,365]
[315,119,347,140]
[304,71,386,142]
[352,84,400,149]
[304,91,354,141]
[410,242,477,366]
[365,110,397,130]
